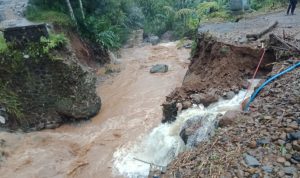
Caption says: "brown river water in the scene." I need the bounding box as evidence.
[0,42,190,178]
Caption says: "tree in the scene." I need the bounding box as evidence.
[65,0,77,23]
[78,0,85,19]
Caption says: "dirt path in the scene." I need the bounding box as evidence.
[199,10,300,45]
[0,43,190,178]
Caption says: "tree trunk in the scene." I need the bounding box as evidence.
[65,0,77,24]
[78,0,85,19]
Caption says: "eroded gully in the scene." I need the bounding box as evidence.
[0,42,190,178]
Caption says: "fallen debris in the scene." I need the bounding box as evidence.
[246,20,278,40]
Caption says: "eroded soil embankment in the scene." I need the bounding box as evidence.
[162,33,276,123]
[165,60,300,178]
[163,15,300,176]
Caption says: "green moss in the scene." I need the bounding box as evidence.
[0,32,69,120]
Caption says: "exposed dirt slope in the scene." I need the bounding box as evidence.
[162,33,275,123]
[166,60,300,178]
[180,34,273,95]
[164,10,300,178]
[162,10,300,122]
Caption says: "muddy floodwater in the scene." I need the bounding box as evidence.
[0,42,190,178]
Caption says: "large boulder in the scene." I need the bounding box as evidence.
[150,64,168,73]
[149,35,160,45]
[218,110,241,127]
[162,100,178,123]
[223,91,235,100]
[180,116,203,145]
[56,95,101,120]
[0,45,102,131]
[3,23,48,48]
[161,31,174,42]
[179,114,216,147]
[190,93,218,107]
[182,100,193,109]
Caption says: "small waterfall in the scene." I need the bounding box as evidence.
[113,80,260,178]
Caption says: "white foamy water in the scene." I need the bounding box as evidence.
[113,80,260,178]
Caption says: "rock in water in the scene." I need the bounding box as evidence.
[190,93,218,107]
[161,31,174,42]
[150,64,168,73]
[223,91,235,100]
[244,154,261,167]
[180,116,203,145]
[190,94,202,104]
[182,100,192,109]
[149,35,159,45]
[162,101,178,123]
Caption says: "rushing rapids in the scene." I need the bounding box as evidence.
[113,80,260,178]
[0,42,190,178]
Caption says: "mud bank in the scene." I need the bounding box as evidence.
[162,33,276,123]
[163,11,300,178]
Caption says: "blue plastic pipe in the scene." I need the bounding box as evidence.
[245,61,300,111]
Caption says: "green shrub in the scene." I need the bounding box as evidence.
[251,0,286,10]
[197,2,220,16]
[40,33,69,54]
[79,16,123,50]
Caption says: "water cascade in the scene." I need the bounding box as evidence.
[113,80,260,178]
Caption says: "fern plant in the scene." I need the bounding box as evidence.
[40,33,68,54]
[96,30,120,49]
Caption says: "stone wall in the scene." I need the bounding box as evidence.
[3,23,48,48]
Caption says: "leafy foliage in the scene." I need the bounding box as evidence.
[26,0,286,48]
[196,2,220,16]
[40,34,68,54]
